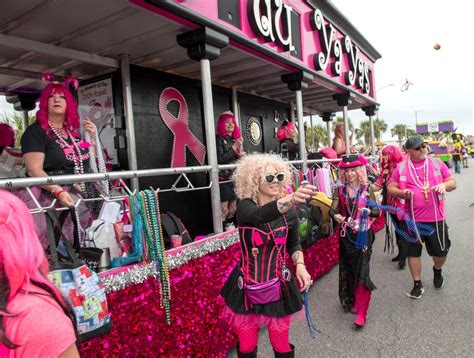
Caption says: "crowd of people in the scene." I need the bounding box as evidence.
[0,76,466,356]
[217,123,460,356]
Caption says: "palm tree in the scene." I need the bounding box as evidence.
[391,124,408,144]
[358,120,371,146]
[306,123,328,151]
[406,128,416,137]
[374,118,388,142]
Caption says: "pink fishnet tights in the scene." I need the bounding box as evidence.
[234,319,291,354]
[268,324,291,353]
[234,323,259,353]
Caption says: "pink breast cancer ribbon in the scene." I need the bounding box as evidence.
[158,87,207,167]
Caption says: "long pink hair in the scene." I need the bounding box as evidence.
[338,165,368,185]
[35,82,80,131]
[277,121,296,143]
[0,190,70,347]
[216,111,241,139]
[381,145,403,173]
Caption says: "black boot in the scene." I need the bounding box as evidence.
[398,259,406,269]
[391,254,400,262]
[237,346,257,358]
[274,344,295,358]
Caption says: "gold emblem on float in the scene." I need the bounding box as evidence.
[246,117,262,146]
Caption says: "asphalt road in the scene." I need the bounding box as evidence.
[229,161,474,357]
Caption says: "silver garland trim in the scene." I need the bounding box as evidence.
[102,231,239,293]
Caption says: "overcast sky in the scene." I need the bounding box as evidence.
[1,0,472,140]
[330,0,473,139]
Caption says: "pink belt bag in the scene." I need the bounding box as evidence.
[245,277,281,305]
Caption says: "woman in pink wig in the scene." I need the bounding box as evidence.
[20,81,100,247]
[277,121,300,161]
[216,111,245,226]
[372,145,407,269]
[0,190,78,357]
[329,154,380,328]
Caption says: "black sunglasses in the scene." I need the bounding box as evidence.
[262,173,285,184]
[414,143,426,151]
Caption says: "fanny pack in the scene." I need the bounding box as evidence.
[245,277,281,305]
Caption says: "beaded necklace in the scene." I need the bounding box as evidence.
[85,130,109,195]
[48,121,85,191]
[408,188,446,251]
[138,189,171,325]
[340,184,361,237]
[344,184,361,217]
[407,157,430,201]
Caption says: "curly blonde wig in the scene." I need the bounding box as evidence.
[232,154,291,202]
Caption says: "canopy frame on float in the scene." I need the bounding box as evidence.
[0,0,381,233]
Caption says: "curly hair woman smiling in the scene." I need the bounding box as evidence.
[220,154,316,357]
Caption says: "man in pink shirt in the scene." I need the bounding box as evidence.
[388,136,456,299]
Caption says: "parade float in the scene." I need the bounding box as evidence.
[416,120,455,164]
[0,0,383,355]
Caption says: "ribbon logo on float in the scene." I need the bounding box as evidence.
[158,87,206,167]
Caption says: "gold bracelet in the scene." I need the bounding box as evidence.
[296,262,305,266]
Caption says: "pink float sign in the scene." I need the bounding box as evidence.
[136,0,377,99]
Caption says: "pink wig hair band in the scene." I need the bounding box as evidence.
[216,111,241,139]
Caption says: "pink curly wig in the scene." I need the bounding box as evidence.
[232,154,291,203]
[216,111,241,139]
[277,121,296,143]
[381,145,403,172]
[35,82,80,131]
[338,165,368,185]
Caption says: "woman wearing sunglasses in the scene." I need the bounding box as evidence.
[330,154,380,328]
[220,154,315,357]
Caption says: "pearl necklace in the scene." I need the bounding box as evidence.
[85,131,109,195]
[408,158,430,201]
[48,121,85,191]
